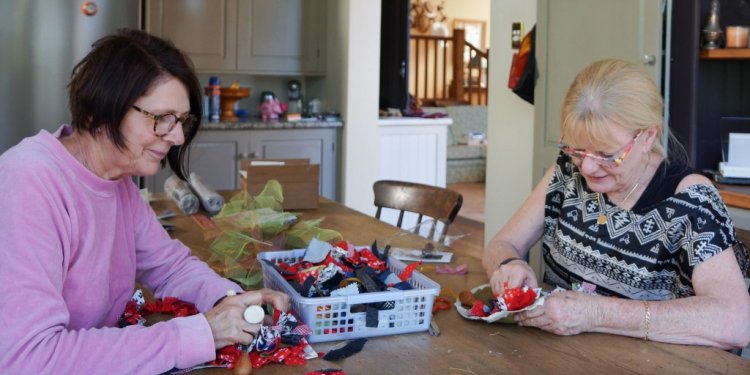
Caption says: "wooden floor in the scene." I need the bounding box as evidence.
[447,182,485,223]
[447,182,486,252]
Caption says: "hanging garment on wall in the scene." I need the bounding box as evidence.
[507,25,536,104]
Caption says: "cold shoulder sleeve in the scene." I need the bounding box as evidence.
[668,184,749,276]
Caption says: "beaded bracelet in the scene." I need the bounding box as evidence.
[497,257,524,268]
[642,300,651,341]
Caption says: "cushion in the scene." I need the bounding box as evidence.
[447,158,486,184]
[447,144,487,160]
[422,105,488,146]
[443,105,487,146]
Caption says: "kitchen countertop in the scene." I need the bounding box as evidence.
[201,118,343,130]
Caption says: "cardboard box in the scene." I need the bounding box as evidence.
[240,159,319,209]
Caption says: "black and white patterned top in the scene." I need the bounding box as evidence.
[543,153,749,300]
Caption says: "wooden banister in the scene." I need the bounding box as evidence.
[409,27,488,107]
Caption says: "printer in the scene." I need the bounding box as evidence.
[718,133,750,180]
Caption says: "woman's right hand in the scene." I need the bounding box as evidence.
[204,288,290,349]
[489,259,539,295]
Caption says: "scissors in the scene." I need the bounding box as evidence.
[421,242,442,259]
[429,297,452,336]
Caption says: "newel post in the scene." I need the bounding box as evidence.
[452,28,465,102]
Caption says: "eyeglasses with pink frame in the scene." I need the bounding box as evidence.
[557,130,644,167]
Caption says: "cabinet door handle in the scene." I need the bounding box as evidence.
[237,152,259,160]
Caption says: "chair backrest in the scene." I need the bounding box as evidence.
[373,180,463,243]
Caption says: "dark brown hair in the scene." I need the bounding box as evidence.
[67,28,202,179]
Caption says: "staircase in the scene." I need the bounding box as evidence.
[410,29,488,106]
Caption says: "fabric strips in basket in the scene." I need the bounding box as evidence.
[269,238,417,297]
[264,239,421,328]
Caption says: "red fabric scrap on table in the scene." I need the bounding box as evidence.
[119,294,311,371]
[249,339,309,368]
[141,297,198,317]
[398,260,423,281]
[501,281,538,311]
[208,345,242,368]
[119,300,144,326]
[468,300,488,317]
[119,297,198,327]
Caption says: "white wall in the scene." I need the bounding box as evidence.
[331,0,382,215]
[484,2,537,245]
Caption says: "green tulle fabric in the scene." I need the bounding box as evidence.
[205,180,341,289]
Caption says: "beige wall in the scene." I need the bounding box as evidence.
[442,0,491,48]
[484,2,537,245]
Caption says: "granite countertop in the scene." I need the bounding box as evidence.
[201,118,343,130]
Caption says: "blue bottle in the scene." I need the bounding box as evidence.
[208,76,221,123]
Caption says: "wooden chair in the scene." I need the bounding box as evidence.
[373,180,463,243]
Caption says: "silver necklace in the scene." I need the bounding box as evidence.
[597,154,650,225]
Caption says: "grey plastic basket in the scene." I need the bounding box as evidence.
[257,249,441,343]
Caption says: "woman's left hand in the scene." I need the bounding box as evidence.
[513,291,599,336]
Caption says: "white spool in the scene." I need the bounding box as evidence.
[243,305,265,324]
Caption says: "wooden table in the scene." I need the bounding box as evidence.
[716,183,750,210]
[151,195,750,374]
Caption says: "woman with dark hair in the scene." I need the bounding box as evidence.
[482,59,750,349]
[0,29,288,373]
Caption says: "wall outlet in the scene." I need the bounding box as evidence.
[511,22,524,49]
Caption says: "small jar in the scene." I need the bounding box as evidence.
[725,26,749,48]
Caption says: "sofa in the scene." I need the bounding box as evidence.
[424,105,487,184]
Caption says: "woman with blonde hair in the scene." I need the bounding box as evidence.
[483,59,749,349]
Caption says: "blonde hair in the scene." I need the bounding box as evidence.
[560,59,666,158]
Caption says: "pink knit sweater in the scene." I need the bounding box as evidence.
[0,125,241,374]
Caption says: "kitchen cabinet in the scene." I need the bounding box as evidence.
[145,128,339,200]
[145,0,325,75]
[237,0,325,74]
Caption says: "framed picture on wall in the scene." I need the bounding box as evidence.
[453,19,486,50]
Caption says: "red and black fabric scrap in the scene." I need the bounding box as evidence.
[265,240,417,300]
[117,290,314,372]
